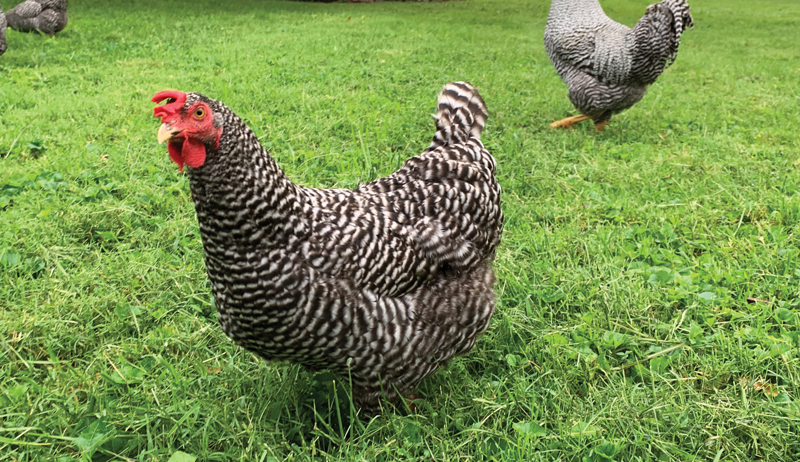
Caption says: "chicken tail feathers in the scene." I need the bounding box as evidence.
[630,0,693,85]
[660,0,694,66]
[429,82,488,149]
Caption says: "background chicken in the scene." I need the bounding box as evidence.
[0,6,7,56]
[6,0,67,36]
[152,82,503,412]
[545,0,693,131]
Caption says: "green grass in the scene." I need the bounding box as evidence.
[1,0,800,460]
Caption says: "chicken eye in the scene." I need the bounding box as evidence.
[194,108,206,118]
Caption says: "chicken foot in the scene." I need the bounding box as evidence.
[404,394,423,413]
[549,114,593,129]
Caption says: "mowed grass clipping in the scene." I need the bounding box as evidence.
[1,0,799,460]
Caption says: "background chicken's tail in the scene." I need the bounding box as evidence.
[661,0,693,65]
[630,0,693,84]
[429,82,488,149]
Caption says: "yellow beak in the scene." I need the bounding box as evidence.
[157,123,181,144]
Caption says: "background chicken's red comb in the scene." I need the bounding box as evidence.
[152,91,187,119]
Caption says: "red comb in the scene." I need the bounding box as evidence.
[152,91,187,119]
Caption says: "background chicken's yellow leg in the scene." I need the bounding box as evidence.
[550,114,593,129]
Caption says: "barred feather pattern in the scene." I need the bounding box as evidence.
[0,6,7,56]
[177,82,502,412]
[6,0,68,36]
[544,0,692,125]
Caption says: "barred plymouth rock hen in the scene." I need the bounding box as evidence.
[152,82,503,412]
[6,0,67,36]
[545,0,693,131]
[0,6,7,56]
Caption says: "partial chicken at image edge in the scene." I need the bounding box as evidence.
[152,82,503,413]
[545,0,693,131]
[0,5,7,56]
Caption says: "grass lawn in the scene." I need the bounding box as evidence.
[1,0,800,460]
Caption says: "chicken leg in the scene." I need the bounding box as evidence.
[594,120,609,132]
[404,394,423,413]
[550,114,593,129]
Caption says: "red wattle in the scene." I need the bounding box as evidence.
[182,138,207,169]
[167,142,185,173]
[167,135,207,174]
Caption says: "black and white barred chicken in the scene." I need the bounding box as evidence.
[545,0,693,131]
[6,0,67,36]
[0,5,7,56]
[152,82,503,412]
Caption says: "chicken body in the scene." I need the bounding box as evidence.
[6,0,67,36]
[545,0,692,130]
[0,6,7,56]
[153,83,503,412]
